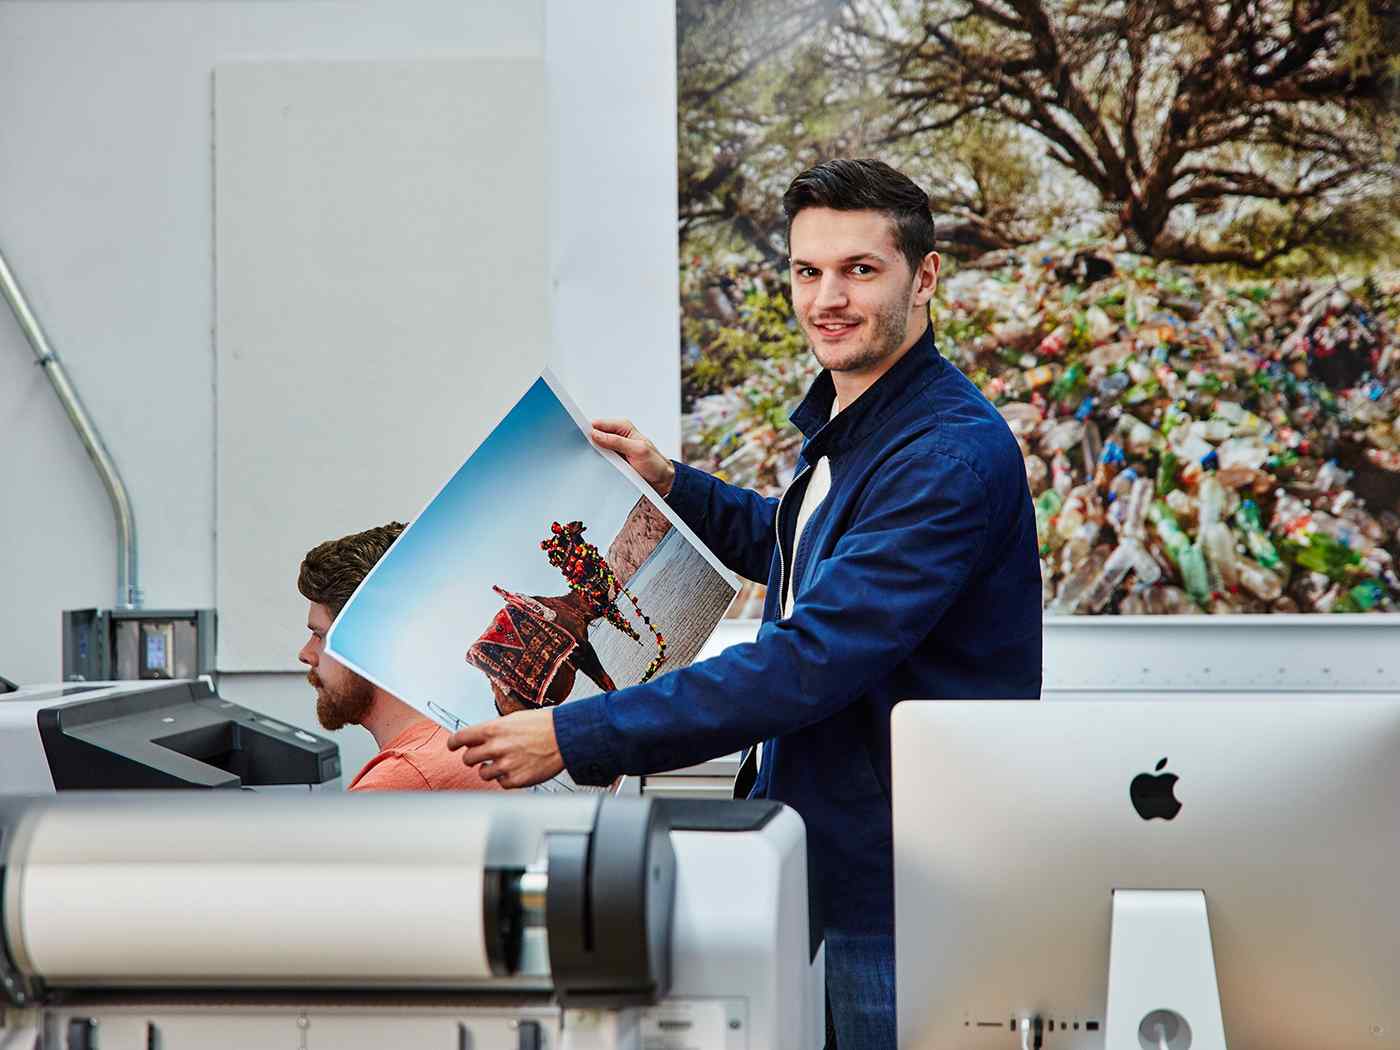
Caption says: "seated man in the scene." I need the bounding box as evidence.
[297,521,500,792]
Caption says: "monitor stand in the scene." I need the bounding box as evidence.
[1105,890,1227,1050]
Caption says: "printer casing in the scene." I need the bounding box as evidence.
[0,792,821,1050]
[0,680,341,792]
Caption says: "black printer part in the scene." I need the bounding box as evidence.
[545,797,676,1008]
[0,826,37,1009]
[36,680,340,789]
[650,797,783,832]
[515,1020,543,1050]
[483,867,524,977]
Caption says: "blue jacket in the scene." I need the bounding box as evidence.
[554,327,1042,933]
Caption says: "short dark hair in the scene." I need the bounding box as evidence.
[298,522,406,616]
[782,159,936,275]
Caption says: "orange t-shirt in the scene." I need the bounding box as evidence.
[347,718,502,792]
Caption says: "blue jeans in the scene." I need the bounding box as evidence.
[825,929,896,1050]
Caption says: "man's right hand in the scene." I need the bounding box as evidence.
[591,419,676,498]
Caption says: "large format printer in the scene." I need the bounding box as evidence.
[0,679,341,792]
[0,792,820,1049]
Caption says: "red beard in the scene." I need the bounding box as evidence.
[308,668,373,730]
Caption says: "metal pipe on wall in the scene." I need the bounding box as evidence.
[0,243,142,609]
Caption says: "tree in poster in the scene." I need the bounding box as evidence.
[858,0,1400,264]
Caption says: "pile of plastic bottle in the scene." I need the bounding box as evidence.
[682,240,1400,615]
[951,243,1399,614]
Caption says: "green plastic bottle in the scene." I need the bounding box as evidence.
[1034,490,1064,555]
[1293,534,1361,580]
[1149,502,1211,601]
[1233,500,1282,570]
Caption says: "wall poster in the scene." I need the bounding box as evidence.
[677,0,1400,617]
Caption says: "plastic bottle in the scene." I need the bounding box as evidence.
[1037,325,1069,358]
[1080,542,1138,612]
[1217,437,1270,471]
[1165,489,1198,527]
[1200,522,1241,592]
[1049,546,1110,614]
[1347,579,1387,611]
[1366,448,1400,472]
[1034,489,1064,554]
[1127,541,1162,587]
[999,401,1044,435]
[1060,519,1103,577]
[1121,584,1195,615]
[1086,305,1115,343]
[1149,502,1211,601]
[1189,476,1236,594]
[1237,556,1283,600]
[1052,451,1074,499]
[1121,476,1155,540]
[1024,455,1049,494]
[1233,500,1282,569]
[1093,443,1124,491]
[1108,469,1136,504]
[1293,533,1361,580]
[1050,363,1086,401]
[1150,585,1197,614]
[1069,478,1161,612]
[1096,372,1131,401]
[1196,473,1226,527]
[1056,484,1099,537]
[1314,584,1343,613]
[1041,419,1087,454]
[1118,417,1164,455]
[1157,451,1180,495]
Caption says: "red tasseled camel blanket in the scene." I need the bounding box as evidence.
[465,587,576,707]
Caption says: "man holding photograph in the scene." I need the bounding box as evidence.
[449,159,1041,1046]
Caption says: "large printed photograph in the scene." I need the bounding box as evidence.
[327,373,739,789]
[678,0,1400,616]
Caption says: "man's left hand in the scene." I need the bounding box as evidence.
[447,709,564,789]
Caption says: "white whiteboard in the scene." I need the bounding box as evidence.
[215,59,550,670]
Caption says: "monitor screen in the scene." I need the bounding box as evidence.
[892,699,1400,1049]
[144,631,167,670]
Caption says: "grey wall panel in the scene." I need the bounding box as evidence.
[215,58,550,670]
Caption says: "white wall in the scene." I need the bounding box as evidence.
[546,1,680,455]
[0,1,678,779]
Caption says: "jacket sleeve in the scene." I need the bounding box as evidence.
[665,461,778,584]
[554,446,992,784]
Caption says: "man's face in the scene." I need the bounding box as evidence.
[789,207,937,375]
[297,601,373,731]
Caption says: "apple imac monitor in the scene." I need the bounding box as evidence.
[892,700,1400,1050]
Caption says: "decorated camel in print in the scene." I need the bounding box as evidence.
[466,504,670,717]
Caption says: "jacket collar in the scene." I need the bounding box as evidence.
[789,324,945,457]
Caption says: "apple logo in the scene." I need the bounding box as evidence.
[1130,758,1182,821]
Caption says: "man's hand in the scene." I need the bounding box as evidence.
[591,419,675,498]
[447,708,565,789]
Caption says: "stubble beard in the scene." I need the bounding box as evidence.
[308,669,374,731]
[806,288,915,376]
